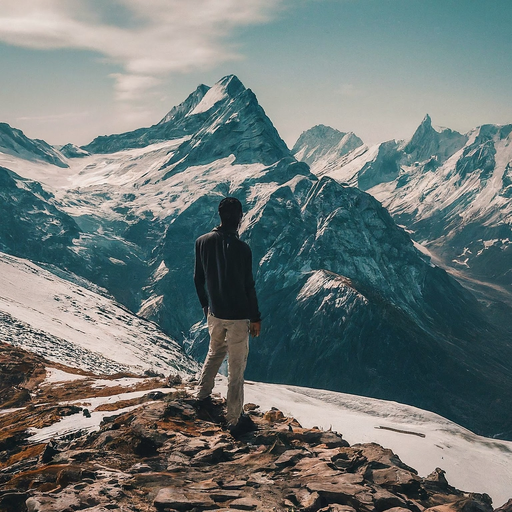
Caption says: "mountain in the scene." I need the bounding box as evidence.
[293,117,512,321]
[0,122,68,168]
[292,124,364,171]
[1,77,512,439]
[82,74,290,168]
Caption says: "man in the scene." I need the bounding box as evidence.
[194,197,261,432]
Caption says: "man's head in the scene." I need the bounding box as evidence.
[218,197,243,229]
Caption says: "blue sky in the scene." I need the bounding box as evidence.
[1,0,511,148]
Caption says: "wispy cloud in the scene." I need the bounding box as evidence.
[0,0,283,99]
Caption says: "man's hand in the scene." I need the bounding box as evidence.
[250,321,261,337]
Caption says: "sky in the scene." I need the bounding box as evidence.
[0,0,511,148]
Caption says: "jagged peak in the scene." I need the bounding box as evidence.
[216,74,246,97]
[421,113,432,127]
[158,83,211,125]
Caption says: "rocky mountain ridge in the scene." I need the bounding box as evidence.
[1,342,509,512]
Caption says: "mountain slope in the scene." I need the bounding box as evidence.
[0,251,198,376]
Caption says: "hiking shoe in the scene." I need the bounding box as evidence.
[228,414,257,438]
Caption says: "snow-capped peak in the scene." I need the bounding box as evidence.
[187,81,230,117]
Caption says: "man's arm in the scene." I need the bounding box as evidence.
[193,239,209,311]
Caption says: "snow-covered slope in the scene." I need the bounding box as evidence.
[292,124,364,173]
[0,251,198,376]
[0,122,68,168]
[1,77,512,439]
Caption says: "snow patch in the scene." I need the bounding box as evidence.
[187,82,228,116]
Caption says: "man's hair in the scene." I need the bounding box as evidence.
[218,197,243,228]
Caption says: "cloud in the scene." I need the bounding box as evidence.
[0,0,283,99]
[110,74,162,102]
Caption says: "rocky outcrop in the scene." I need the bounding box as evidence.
[0,344,504,512]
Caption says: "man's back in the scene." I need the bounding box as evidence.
[194,226,260,322]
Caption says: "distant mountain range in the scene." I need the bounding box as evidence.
[293,116,512,323]
[1,75,511,439]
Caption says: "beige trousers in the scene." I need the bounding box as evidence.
[197,314,250,425]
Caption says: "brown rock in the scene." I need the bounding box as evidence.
[229,497,261,510]
[424,496,493,512]
[56,466,83,488]
[208,489,244,502]
[295,456,336,472]
[192,445,233,465]
[370,466,422,497]
[372,487,409,511]
[317,506,357,512]
[354,443,417,473]
[154,487,216,511]
[221,480,247,490]
[306,477,368,506]
[263,408,285,422]
[293,488,322,510]
[188,478,219,491]
[274,448,311,467]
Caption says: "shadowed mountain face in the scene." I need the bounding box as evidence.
[1,76,512,439]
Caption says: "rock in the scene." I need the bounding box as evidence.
[263,408,285,422]
[355,443,417,473]
[292,488,322,510]
[424,497,493,512]
[495,499,512,512]
[153,487,216,511]
[192,445,233,465]
[221,480,247,490]
[40,440,60,463]
[372,487,409,511]
[208,489,244,502]
[0,492,28,512]
[56,466,83,487]
[425,468,451,490]
[370,466,422,496]
[26,490,81,512]
[317,506,357,512]
[229,497,261,510]
[274,448,310,467]
[187,478,220,491]
[306,478,368,506]
[128,463,152,473]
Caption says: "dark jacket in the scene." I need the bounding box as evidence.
[194,226,261,322]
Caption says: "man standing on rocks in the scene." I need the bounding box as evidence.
[194,197,261,433]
